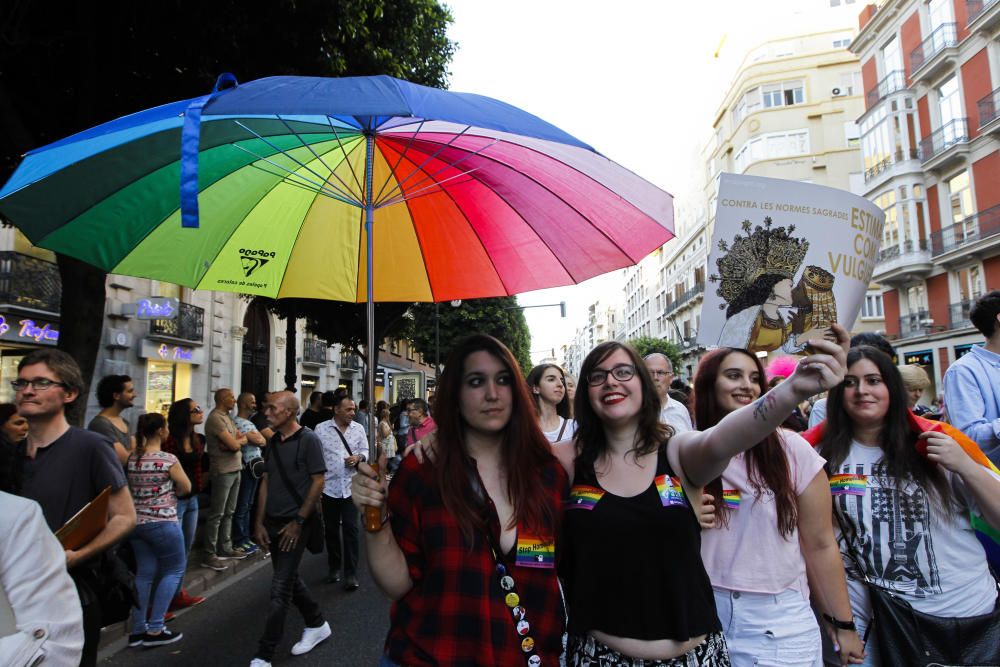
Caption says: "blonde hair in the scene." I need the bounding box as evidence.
[898,364,931,391]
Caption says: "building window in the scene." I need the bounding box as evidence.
[734,129,808,172]
[761,80,804,108]
[844,121,861,147]
[876,190,899,248]
[861,292,884,318]
[839,71,861,96]
[833,38,851,48]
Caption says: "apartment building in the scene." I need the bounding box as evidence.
[561,298,622,378]
[852,0,1000,398]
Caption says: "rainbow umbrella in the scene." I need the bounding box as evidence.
[0,74,674,413]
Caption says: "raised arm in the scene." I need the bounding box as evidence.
[352,457,413,600]
[676,327,848,488]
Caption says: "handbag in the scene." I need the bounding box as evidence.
[246,456,266,480]
[268,440,325,555]
[835,507,1000,666]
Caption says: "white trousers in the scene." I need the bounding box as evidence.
[714,588,822,667]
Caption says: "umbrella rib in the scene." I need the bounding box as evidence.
[373,125,474,207]
[275,114,341,181]
[233,121,362,205]
[373,119,427,204]
[375,166,484,209]
[325,115,367,204]
[229,143,362,208]
[375,137,500,208]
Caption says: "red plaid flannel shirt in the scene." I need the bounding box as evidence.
[385,453,568,666]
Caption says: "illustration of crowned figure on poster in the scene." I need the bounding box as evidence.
[712,217,837,354]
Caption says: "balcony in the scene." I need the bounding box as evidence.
[920,118,969,171]
[866,70,907,108]
[899,309,932,339]
[930,203,1000,263]
[664,282,705,315]
[149,301,204,344]
[302,338,327,366]
[340,353,362,372]
[863,147,920,183]
[0,252,61,314]
[910,23,959,83]
[979,87,1000,135]
[967,0,1000,32]
[872,239,933,284]
[949,299,976,329]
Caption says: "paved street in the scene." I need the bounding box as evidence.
[101,542,391,667]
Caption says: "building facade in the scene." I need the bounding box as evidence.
[852,0,1000,399]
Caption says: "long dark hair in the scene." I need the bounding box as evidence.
[819,346,952,510]
[134,412,166,463]
[435,334,558,544]
[167,398,198,450]
[573,341,672,472]
[526,364,571,419]
[693,348,798,537]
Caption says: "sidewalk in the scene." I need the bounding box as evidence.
[97,549,271,659]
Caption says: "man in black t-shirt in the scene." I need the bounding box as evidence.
[15,349,137,667]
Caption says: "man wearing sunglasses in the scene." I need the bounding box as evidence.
[13,349,137,667]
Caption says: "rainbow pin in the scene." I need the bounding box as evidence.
[655,475,688,508]
[566,485,604,511]
[829,474,867,496]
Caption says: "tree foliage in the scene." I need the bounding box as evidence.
[402,298,532,375]
[627,336,682,371]
[0,1,456,422]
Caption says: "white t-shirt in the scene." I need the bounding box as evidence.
[659,396,693,433]
[701,429,826,597]
[542,417,577,443]
[833,440,999,625]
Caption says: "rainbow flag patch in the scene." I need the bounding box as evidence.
[723,490,741,510]
[829,474,867,496]
[655,475,688,508]
[515,535,555,569]
[566,485,605,511]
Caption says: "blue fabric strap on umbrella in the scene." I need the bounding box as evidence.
[180,73,239,228]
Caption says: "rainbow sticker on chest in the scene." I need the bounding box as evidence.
[829,474,867,496]
[655,475,688,507]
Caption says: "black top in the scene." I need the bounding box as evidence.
[560,445,720,641]
[300,408,332,431]
[18,427,127,531]
[264,427,326,519]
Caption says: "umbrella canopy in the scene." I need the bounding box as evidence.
[0,74,674,303]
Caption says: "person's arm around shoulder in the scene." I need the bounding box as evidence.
[352,455,414,600]
[0,494,84,666]
[675,327,848,487]
[169,455,192,498]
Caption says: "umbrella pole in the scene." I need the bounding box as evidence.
[363,132,382,533]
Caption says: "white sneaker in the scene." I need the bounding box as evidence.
[249,659,271,667]
[290,621,331,656]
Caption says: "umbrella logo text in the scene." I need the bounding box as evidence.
[239,248,276,278]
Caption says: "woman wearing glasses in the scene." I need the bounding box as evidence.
[162,399,207,608]
[557,328,849,666]
[527,364,577,443]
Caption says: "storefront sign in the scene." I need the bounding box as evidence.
[0,313,60,346]
[134,297,179,320]
[139,339,203,365]
[904,349,934,368]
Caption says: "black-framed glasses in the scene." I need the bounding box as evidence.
[648,370,670,378]
[11,378,69,392]
[586,364,636,386]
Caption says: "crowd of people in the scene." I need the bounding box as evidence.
[2,290,1000,666]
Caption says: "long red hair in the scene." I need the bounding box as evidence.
[434,334,559,543]
[693,348,798,537]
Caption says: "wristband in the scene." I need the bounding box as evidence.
[822,613,856,631]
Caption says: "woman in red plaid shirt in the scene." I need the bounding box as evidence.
[354,334,567,666]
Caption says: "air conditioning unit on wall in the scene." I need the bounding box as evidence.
[832,87,844,97]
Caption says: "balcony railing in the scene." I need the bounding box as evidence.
[863,147,920,182]
[920,118,968,162]
[149,301,204,343]
[899,309,931,339]
[866,70,906,108]
[340,353,362,370]
[930,203,1000,255]
[0,252,61,314]
[302,338,327,365]
[910,23,957,73]
[949,299,976,329]
[878,239,928,262]
[664,282,705,316]
[967,0,999,24]
[979,87,1000,128]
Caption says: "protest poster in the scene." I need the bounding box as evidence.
[698,173,885,354]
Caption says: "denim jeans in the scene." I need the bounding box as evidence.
[714,588,821,667]
[322,494,359,577]
[130,520,186,634]
[255,516,325,661]
[203,470,240,555]
[232,468,259,546]
[174,495,198,595]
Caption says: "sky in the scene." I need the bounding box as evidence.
[443,0,857,364]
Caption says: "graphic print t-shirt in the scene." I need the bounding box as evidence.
[127,451,179,524]
[833,441,998,623]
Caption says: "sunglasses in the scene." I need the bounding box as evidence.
[190,406,204,414]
